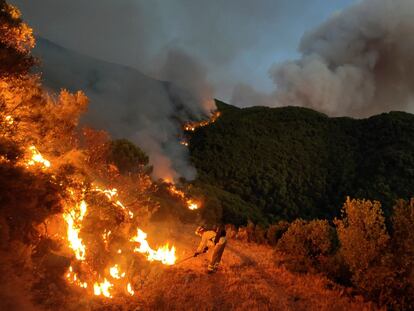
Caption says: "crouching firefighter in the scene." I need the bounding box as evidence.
[194,225,227,273]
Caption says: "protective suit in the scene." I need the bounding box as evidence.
[195,226,227,273]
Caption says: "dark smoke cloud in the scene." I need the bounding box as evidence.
[232,0,414,117]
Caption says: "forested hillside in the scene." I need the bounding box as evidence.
[189,101,414,225]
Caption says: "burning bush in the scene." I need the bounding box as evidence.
[0,1,178,308]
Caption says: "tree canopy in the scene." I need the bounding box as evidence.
[188,101,414,225]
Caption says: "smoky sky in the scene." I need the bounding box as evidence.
[232,0,414,117]
[11,0,354,101]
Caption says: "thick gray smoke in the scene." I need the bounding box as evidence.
[133,50,215,181]
[233,0,414,117]
[35,38,215,181]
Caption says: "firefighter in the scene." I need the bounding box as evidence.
[194,225,227,273]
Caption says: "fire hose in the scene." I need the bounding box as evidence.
[174,254,197,265]
[175,249,208,265]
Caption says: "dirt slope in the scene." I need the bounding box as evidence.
[127,224,377,311]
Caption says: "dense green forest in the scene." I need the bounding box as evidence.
[188,101,414,225]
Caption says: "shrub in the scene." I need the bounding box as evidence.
[276,219,335,273]
[334,198,392,305]
[254,225,267,244]
[386,198,414,310]
[266,221,290,246]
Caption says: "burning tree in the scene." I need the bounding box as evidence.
[0,2,178,309]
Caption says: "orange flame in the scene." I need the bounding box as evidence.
[183,111,221,132]
[93,186,134,219]
[127,283,135,296]
[167,184,200,210]
[109,264,125,279]
[19,147,177,297]
[26,145,51,169]
[187,199,199,210]
[66,266,87,288]
[63,200,87,261]
[130,229,176,265]
[93,279,113,298]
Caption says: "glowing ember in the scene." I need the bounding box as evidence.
[63,200,87,260]
[127,283,135,296]
[4,115,14,125]
[93,279,113,298]
[130,229,176,265]
[26,145,51,169]
[109,264,125,279]
[66,266,87,288]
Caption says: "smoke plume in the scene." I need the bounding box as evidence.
[35,37,215,181]
[232,0,414,117]
[129,49,215,181]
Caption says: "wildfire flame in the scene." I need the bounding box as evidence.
[93,186,134,219]
[21,145,177,298]
[63,200,87,261]
[130,229,176,265]
[93,279,113,298]
[187,199,199,210]
[183,111,221,132]
[127,283,135,296]
[26,145,51,169]
[167,184,200,210]
[109,264,125,279]
[66,266,88,288]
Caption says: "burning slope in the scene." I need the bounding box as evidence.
[0,4,185,306]
[18,142,178,299]
[115,224,376,310]
[166,183,201,210]
[183,111,221,132]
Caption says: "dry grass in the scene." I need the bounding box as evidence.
[125,224,378,311]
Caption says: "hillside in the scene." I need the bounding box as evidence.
[34,37,202,139]
[57,224,373,311]
[189,101,414,224]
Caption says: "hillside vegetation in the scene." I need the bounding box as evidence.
[189,101,414,225]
